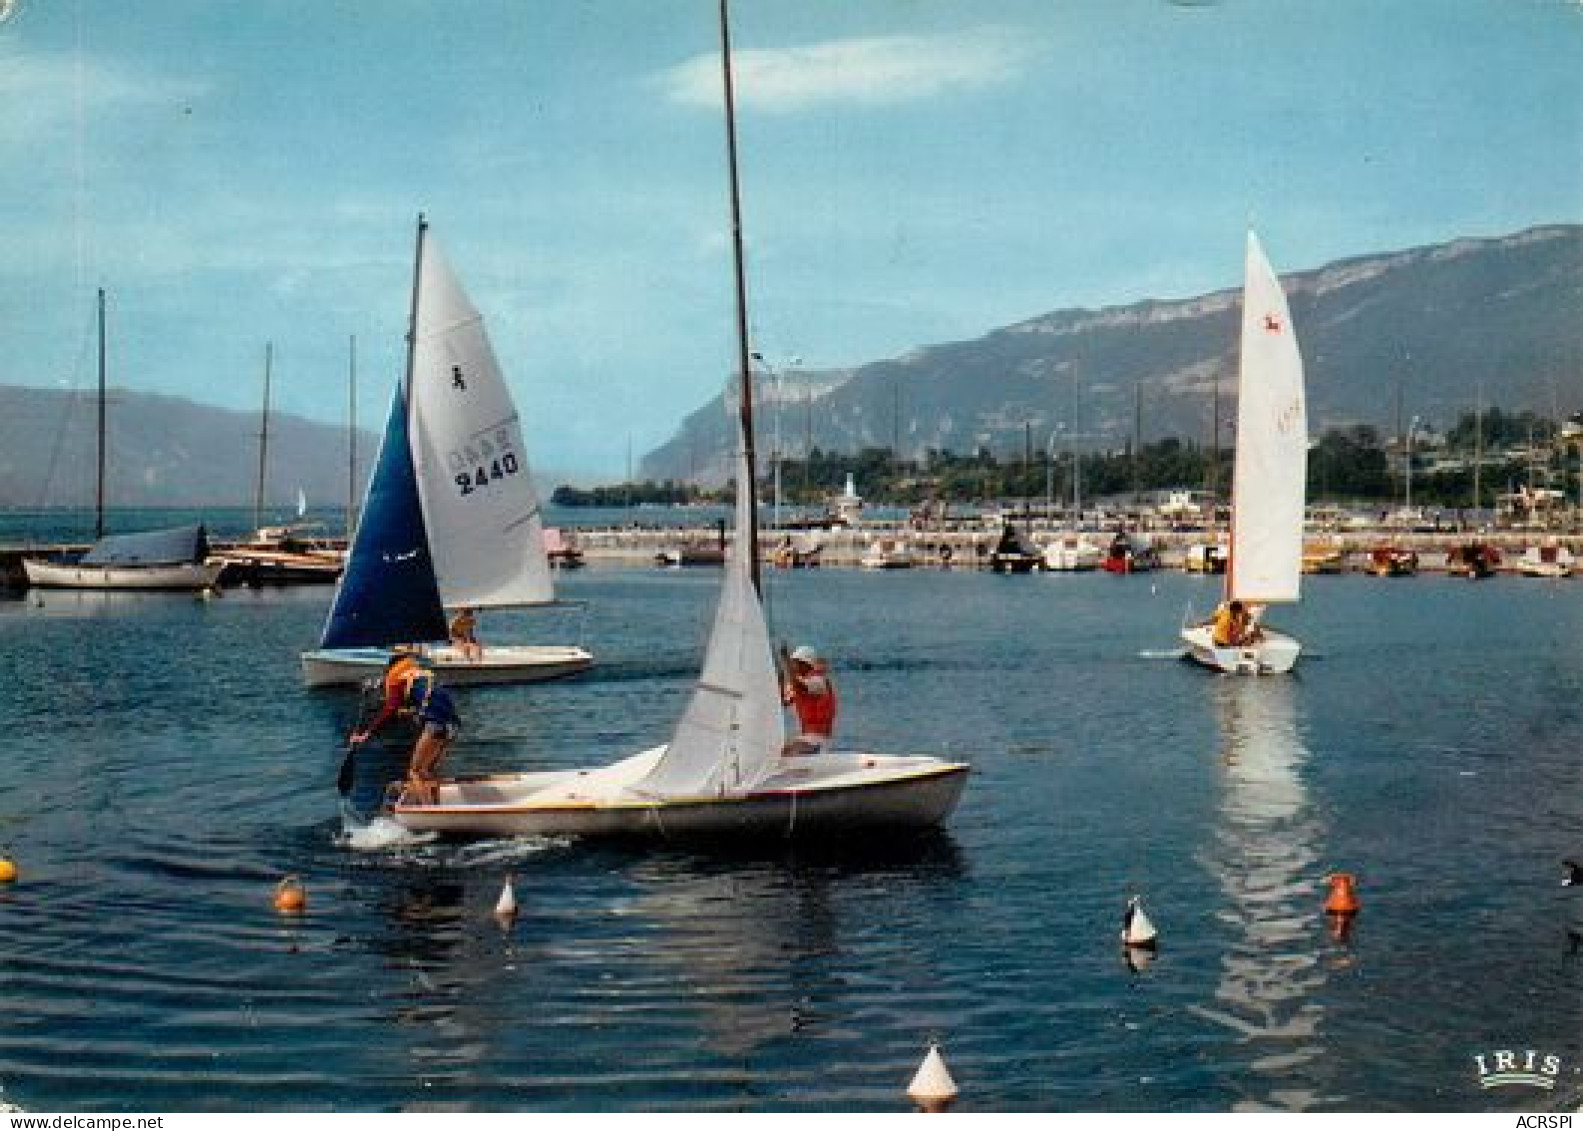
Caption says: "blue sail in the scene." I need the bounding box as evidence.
[319,386,448,649]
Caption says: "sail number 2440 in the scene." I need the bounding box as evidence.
[454,452,520,496]
[448,429,523,497]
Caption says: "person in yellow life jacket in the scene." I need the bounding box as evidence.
[1211,600,1255,647]
[349,650,462,805]
[780,644,838,757]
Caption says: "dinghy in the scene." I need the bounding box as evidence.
[300,221,592,687]
[389,0,968,840]
[1181,232,1308,675]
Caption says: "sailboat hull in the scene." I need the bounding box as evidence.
[389,748,970,839]
[300,643,593,687]
[1180,622,1301,675]
[23,558,224,591]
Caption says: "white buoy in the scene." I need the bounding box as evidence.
[494,875,518,920]
[907,1041,959,1112]
[1121,895,1158,948]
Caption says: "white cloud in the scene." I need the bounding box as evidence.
[661,26,1036,113]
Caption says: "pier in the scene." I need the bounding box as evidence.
[5,525,1580,589]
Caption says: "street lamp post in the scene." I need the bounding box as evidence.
[1404,415,1421,517]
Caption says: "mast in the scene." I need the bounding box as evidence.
[403,215,429,412]
[95,287,106,540]
[718,0,760,593]
[253,342,273,530]
[346,334,358,538]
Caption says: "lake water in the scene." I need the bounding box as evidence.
[0,563,1579,1112]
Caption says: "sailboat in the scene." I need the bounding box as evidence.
[387,0,968,839]
[214,343,344,587]
[1180,232,1308,675]
[299,221,594,687]
[23,289,225,592]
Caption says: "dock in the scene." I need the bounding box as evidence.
[5,526,1579,589]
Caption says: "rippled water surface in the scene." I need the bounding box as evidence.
[0,565,1579,1111]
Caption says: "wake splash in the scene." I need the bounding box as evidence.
[335,808,437,852]
[333,801,568,862]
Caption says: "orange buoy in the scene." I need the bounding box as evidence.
[0,858,17,884]
[273,875,307,914]
[1324,872,1360,915]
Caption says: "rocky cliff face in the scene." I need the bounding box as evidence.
[642,224,1583,483]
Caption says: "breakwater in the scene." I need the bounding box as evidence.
[3,525,1578,588]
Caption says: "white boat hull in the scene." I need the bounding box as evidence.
[23,557,224,591]
[300,643,594,687]
[390,747,970,839]
[1180,622,1301,675]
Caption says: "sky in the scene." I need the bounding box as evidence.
[2,0,1581,482]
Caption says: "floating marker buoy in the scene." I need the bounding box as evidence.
[907,1041,958,1112]
[1324,873,1360,915]
[495,875,518,920]
[0,858,17,884]
[1121,895,1158,948]
[273,874,306,914]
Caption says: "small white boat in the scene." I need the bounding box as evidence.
[860,536,916,570]
[392,747,968,839]
[1517,542,1574,578]
[25,525,224,592]
[1041,532,1102,572]
[390,7,967,841]
[1184,543,1228,574]
[300,219,593,687]
[1181,232,1308,675]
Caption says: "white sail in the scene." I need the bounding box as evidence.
[634,434,786,798]
[1228,231,1307,606]
[408,235,555,609]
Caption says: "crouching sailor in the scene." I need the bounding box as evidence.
[351,651,462,805]
[779,644,838,758]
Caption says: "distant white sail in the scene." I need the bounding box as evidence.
[1229,231,1307,605]
[408,236,555,609]
[635,431,785,798]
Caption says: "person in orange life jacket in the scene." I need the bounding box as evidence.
[780,644,837,757]
[349,650,462,805]
[1211,600,1256,647]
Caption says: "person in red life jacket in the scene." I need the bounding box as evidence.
[349,649,462,805]
[780,644,838,757]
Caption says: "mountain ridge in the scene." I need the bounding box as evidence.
[642,223,1583,484]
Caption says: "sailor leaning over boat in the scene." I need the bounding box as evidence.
[350,649,463,804]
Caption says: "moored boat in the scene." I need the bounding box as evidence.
[1102,531,1160,574]
[1041,531,1102,572]
[1445,542,1499,579]
[1516,541,1573,578]
[24,524,224,591]
[1367,546,1418,577]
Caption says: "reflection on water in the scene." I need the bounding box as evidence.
[1193,679,1331,1111]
